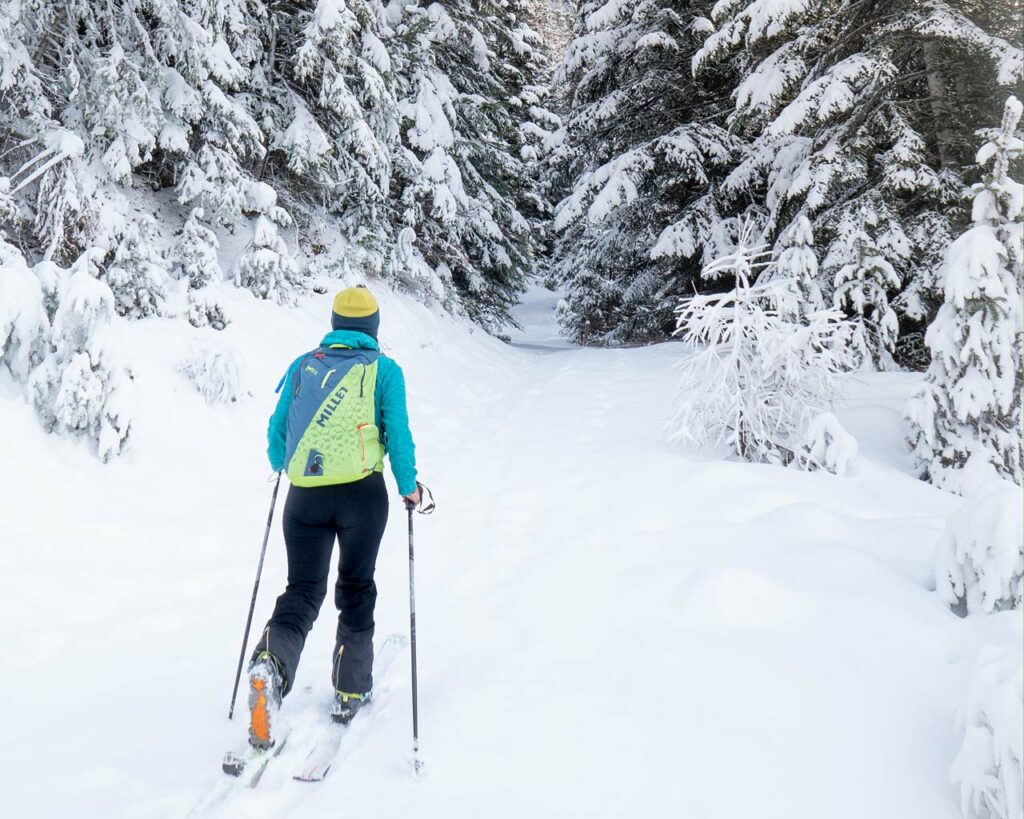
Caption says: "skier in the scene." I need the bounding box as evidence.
[246,286,420,750]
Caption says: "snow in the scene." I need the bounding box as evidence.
[934,480,1024,615]
[404,73,456,153]
[205,38,247,87]
[280,102,332,174]
[0,239,49,380]
[633,31,678,50]
[766,54,891,139]
[553,148,650,229]
[504,280,575,351]
[733,40,805,120]
[179,342,246,405]
[797,411,858,476]
[0,278,988,818]
[951,632,1024,819]
[910,6,1024,86]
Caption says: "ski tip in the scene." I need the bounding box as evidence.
[292,767,329,783]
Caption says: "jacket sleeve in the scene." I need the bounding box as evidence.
[267,359,300,472]
[378,357,418,496]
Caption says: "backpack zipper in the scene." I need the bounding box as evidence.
[356,423,369,462]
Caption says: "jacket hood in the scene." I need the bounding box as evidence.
[320,329,380,351]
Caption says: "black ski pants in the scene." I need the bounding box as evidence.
[252,472,389,695]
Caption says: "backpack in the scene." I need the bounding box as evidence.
[283,346,383,487]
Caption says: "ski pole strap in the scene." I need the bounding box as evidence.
[414,481,435,515]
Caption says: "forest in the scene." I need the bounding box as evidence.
[0,2,1022,818]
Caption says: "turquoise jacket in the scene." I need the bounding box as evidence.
[267,330,418,495]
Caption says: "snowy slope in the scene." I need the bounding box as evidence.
[0,283,986,818]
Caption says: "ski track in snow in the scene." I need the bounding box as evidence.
[0,282,976,818]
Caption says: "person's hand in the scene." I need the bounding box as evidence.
[403,488,421,508]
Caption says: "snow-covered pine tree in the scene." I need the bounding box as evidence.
[235,186,302,303]
[693,0,1024,363]
[275,0,400,244]
[80,41,163,187]
[389,7,473,312]
[934,478,1023,615]
[186,288,231,331]
[0,1,249,286]
[0,239,50,381]
[551,0,744,343]
[99,213,169,319]
[388,0,541,329]
[507,0,562,272]
[175,207,230,329]
[669,219,856,465]
[173,0,269,225]
[795,412,858,476]
[906,96,1024,494]
[512,27,559,173]
[824,202,903,368]
[30,146,90,265]
[773,214,824,316]
[28,252,132,462]
[179,341,245,404]
[952,637,1024,819]
[174,207,222,289]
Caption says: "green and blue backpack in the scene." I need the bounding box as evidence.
[284,345,383,487]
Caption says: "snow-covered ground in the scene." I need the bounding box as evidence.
[0,283,1004,818]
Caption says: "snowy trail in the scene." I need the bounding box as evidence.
[1,283,976,818]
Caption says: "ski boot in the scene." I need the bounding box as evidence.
[331,690,371,725]
[247,652,284,750]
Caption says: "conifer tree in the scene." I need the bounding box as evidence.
[174,206,230,329]
[2,0,554,341]
[824,204,902,367]
[551,0,743,343]
[934,478,1023,614]
[235,209,302,304]
[101,214,169,319]
[0,239,50,381]
[388,0,540,329]
[174,0,269,225]
[906,96,1023,493]
[283,0,400,236]
[670,218,857,465]
[506,0,561,269]
[774,214,824,316]
[174,207,223,290]
[693,0,1023,360]
[28,252,132,462]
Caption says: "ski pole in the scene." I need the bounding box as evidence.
[405,482,434,774]
[406,500,421,773]
[228,472,282,720]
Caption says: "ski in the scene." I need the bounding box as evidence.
[221,732,290,788]
[292,727,342,782]
[293,633,406,783]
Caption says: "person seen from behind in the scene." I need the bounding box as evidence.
[246,286,420,749]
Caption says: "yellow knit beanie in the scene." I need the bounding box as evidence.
[331,286,380,338]
[332,287,379,317]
